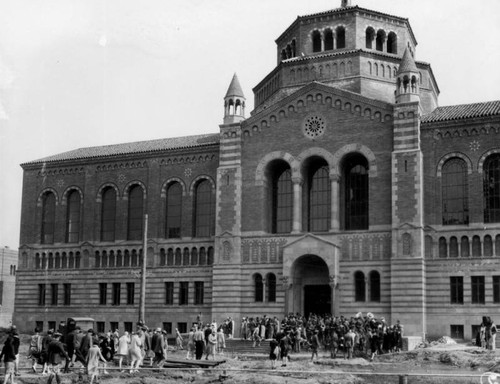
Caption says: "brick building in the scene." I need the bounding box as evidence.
[1,246,18,327]
[14,1,500,341]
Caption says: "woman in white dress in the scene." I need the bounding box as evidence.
[115,331,130,371]
[128,332,143,373]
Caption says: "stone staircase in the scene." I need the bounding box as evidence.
[224,338,269,355]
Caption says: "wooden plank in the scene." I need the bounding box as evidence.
[164,357,226,367]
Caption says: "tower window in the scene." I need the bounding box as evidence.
[387,32,397,54]
[324,29,334,51]
[376,29,386,52]
[312,30,321,53]
[336,26,346,49]
[365,27,375,49]
[166,182,182,238]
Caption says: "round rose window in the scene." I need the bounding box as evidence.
[303,115,326,139]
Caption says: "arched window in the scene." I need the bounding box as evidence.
[101,187,116,242]
[312,30,322,53]
[175,248,182,266]
[281,49,287,61]
[472,235,481,257]
[207,247,214,265]
[483,154,500,223]
[254,274,263,302]
[484,235,493,256]
[127,185,144,241]
[376,30,386,51]
[194,180,215,237]
[387,32,397,54]
[166,182,182,238]
[306,162,331,232]
[343,154,369,230]
[449,237,458,258]
[354,271,365,302]
[369,271,380,302]
[183,247,190,265]
[159,249,166,266]
[271,163,293,234]
[365,27,375,49]
[442,158,469,225]
[199,247,207,265]
[41,192,56,244]
[461,236,470,257]
[324,29,334,51]
[439,237,447,258]
[167,248,174,266]
[267,273,276,302]
[291,40,296,57]
[336,26,346,49]
[65,190,81,243]
[191,247,198,265]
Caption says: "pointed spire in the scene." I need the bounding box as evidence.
[225,73,245,99]
[397,47,418,75]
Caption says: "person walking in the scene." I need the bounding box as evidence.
[310,330,320,361]
[490,320,498,351]
[0,335,16,384]
[128,332,143,374]
[116,331,130,371]
[46,332,69,384]
[175,328,184,350]
[86,341,106,384]
[28,327,43,373]
[269,338,279,370]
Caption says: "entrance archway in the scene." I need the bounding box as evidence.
[292,255,331,316]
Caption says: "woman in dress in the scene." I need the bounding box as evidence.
[205,331,217,360]
[129,332,143,373]
[115,331,130,371]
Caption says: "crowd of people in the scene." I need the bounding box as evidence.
[240,312,405,363]
[0,312,497,382]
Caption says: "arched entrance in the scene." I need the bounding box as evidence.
[293,255,330,316]
[281,234,340,316]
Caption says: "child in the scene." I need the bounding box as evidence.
[87,341,106,384]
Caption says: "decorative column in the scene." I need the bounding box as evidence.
[282,277,292,314]
[330,174,340,231]
[329,275,339,316]
[292,178,303,234]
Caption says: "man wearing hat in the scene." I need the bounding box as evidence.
[47,332,69,384]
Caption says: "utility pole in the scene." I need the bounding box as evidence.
[139,214,148,324]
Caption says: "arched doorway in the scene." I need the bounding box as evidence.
[292,255,331,316]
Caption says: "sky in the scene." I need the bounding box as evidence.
[0,0,499,249]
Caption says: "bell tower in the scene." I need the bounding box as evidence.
[223,73,245,124]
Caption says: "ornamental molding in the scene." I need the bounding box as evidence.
[38,167,85,177]
[160,154,216,166]
[95,161,148,173]
[433,124,499,140]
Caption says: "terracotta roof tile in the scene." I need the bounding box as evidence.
[421,101,500,124]
[23,133,220,165]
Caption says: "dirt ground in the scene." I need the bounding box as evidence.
[8,335,500,384]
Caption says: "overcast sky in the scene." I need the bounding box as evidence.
[0,0,499,249]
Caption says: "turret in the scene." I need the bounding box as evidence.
[223,73,245,124]
[395,47,420,104]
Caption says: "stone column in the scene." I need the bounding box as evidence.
[292,178,303,234]
[282,277,292,314]
[329,275,339,316]
[330,175,340,231]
